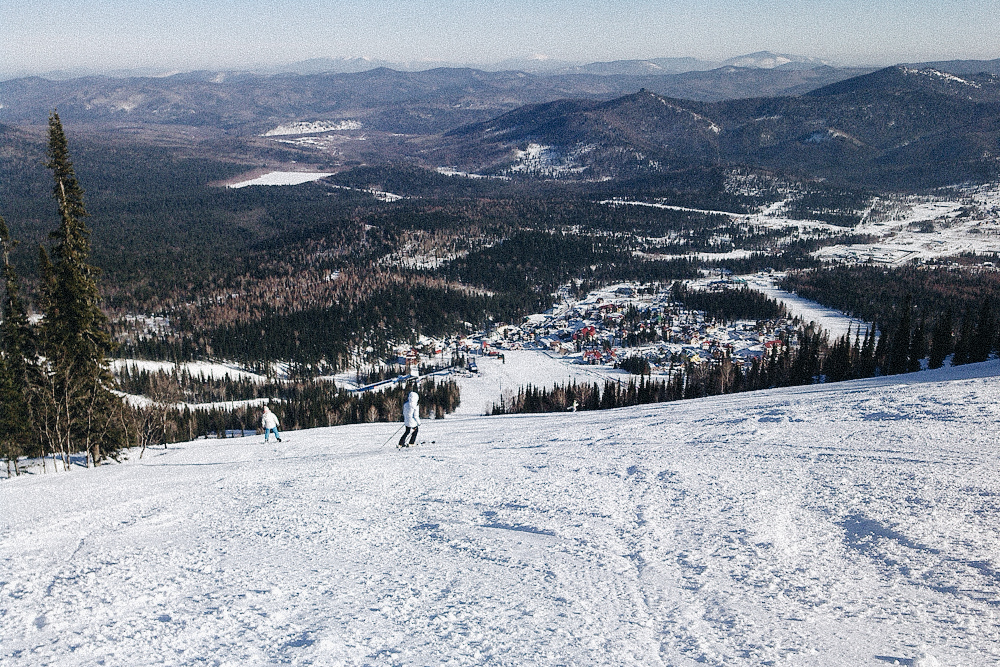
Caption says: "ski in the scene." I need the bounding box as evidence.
[396,440,435,449]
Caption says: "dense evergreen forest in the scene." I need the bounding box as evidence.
[780,264,1000,325]
[670,283,788,322]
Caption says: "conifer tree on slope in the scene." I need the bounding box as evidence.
[928,308,953,370]
[0,214,32,475]
[32,112,124,468]
[969,299,996,364]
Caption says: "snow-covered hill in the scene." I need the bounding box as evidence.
[3,359,1000,665]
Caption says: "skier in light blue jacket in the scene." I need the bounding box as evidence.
[261,406,281,443]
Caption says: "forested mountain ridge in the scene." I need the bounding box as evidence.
[440,92,724,176]
[440,66,1000,189]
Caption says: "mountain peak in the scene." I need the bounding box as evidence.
[806,64,999,98]
[722,51,834,70]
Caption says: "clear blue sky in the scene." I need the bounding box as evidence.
[2,0,998,77]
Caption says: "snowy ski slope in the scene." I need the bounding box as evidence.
[3,360,1000,665]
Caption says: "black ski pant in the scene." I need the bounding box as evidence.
[399,426,418,447]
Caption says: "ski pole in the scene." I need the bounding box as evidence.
[379,424,405,449]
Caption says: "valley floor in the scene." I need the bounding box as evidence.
[3,361,1000,665]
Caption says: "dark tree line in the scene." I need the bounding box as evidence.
[670,282,788,322]
[781,265,1000,373]
[781,264,1000,337]
[873,294,996,371]
[441,230,699,301]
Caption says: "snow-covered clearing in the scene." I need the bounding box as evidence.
[327,183,405,202]
[111,359,270,383]
[264,121,363,136]
[451,348,627,416]
[4,357,1000,665]
[227,172,335,188]
[601,198,849,235]
[115,391,275,412]
[813,194,1000,264]
[744,275,872,339]
[601,198,757,221]
[607,183,1000,265]
[508,143,589,177]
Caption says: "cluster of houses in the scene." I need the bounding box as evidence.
[510,282,798,373]
[392,281,801,377]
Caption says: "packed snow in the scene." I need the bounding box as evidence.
[3,353,1000,665]
[451,348,626,416]
[227,172,335,188]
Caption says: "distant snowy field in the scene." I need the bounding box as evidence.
[451,348,627,416]
[612,183,1000,266]
[264,120,363,136]
[110,359,269,383]
[227,172,334,188]
[4,357,1000,665]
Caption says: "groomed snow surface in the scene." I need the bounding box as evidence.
[4,359,1000,665]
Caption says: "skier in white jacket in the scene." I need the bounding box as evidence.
[398,391,421,448]
[261,406,281,443]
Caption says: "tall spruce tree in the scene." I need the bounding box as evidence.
[952,309,974,366]
[823,328,853,383]
[969,299,996,363]
[886,296,913,375]
[32,112,125,468]
[0,214,32,475]
[907,316,926,373]
[857,325,877,378]
[928,308,953,369]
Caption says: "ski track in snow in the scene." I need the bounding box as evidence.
[744,275,873,339]
[3,361,1000,665]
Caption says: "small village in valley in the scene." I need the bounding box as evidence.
[391,276,803,391]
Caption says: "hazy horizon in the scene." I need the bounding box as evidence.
[2,0,998,80]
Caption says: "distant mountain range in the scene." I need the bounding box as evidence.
[274,51,839,76]
[0,63,876,134]
[4,51,842,80]
[17,51,997,82]
[3,54,996,134]
[2,57,998,191]
[439,66,1000,189]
